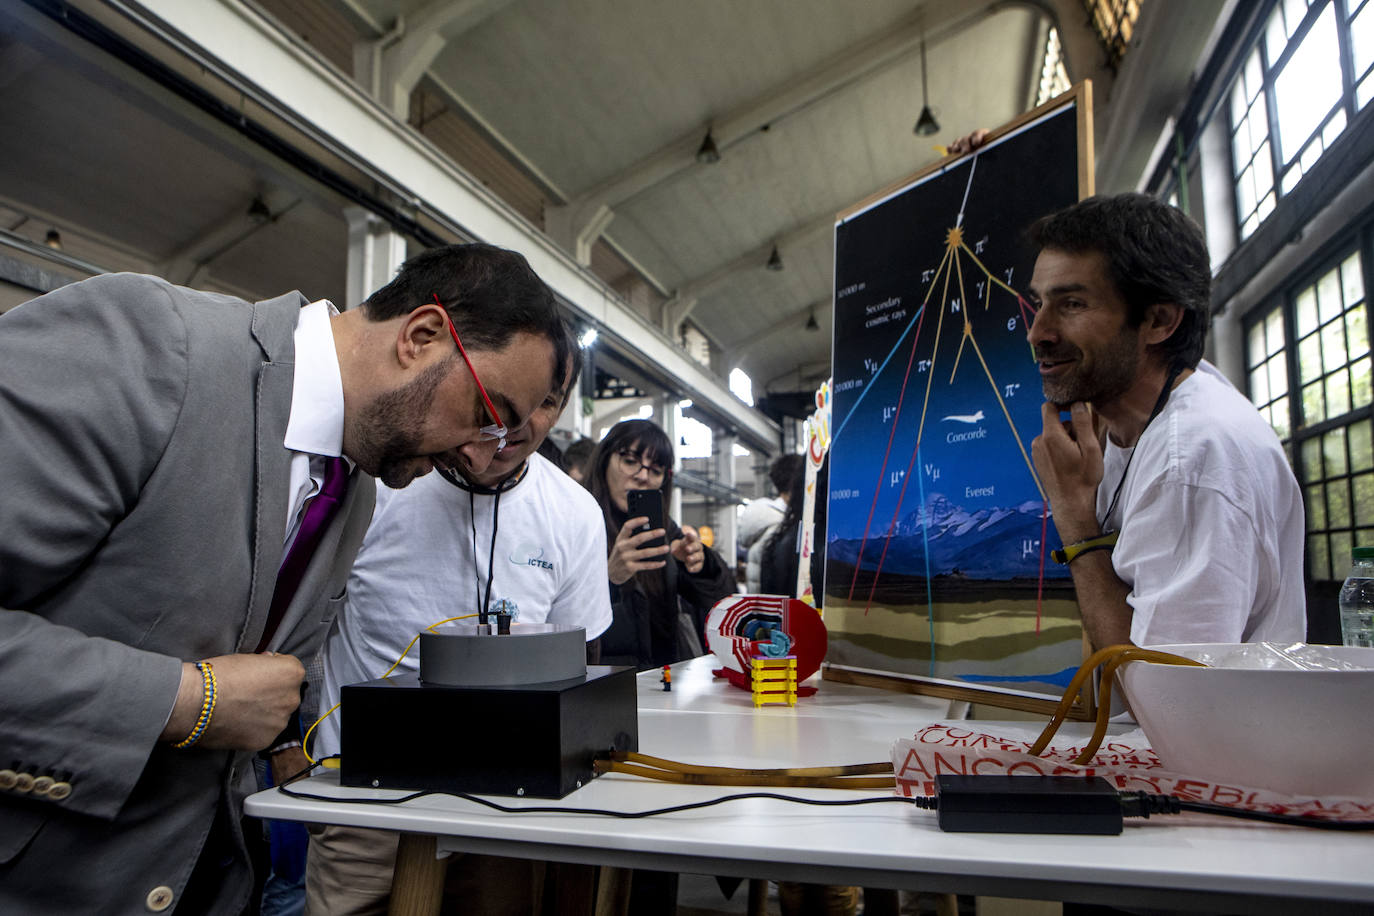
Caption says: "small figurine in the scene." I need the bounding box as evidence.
[661,665,672,691]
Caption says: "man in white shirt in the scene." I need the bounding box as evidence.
[0,242,567,915]
[1028,194,1305,650]
[303,340,612,915]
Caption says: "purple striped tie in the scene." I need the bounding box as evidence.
[256,456,349,653]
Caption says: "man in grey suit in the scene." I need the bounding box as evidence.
[0,243,567,914]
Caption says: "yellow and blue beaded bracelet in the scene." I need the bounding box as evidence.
[173,661,217,749]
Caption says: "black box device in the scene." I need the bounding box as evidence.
[340,665,638,798]
[936,774,1124,835]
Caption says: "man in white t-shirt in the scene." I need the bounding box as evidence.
[1028,193,1305,651]
[303,343,611,915]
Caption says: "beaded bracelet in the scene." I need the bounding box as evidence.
[173,661,217,749]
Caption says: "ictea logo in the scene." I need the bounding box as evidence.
[509,543,554,571]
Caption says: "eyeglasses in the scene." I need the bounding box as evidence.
[616,450,666,482]
[433,294,507,449]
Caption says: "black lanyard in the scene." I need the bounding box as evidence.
[437,463,528,624]
[1100,366,1184,531]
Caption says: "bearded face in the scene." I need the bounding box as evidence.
[345,359,452,489]
[1028,249,1145,409]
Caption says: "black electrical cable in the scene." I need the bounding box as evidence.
[1119,791,1374,831]
[277,778,933,817]
[274,763,1374,830]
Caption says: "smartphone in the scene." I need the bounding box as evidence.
[626,488,666,550]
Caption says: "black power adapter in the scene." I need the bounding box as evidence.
[936,774,1124,835]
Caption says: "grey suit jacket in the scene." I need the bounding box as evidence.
[0,274,376,915]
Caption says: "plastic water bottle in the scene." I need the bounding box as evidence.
[1338,546,1374,647]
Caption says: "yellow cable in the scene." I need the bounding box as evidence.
[1025,644,1206,764]
[610,751,891,778]
[594,759,895,790]
[304,613,479,767]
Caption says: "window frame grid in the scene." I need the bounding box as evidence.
[1228,0,1369,238]
[1352,0,1374,102]
[1245,221,1374,580]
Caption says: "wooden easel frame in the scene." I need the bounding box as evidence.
[822,82,1097,721]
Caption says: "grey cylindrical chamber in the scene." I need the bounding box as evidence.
[419,623,586,687]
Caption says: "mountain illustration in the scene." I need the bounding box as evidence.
[827,493,1067,580]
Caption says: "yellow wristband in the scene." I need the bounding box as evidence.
[173,661,217,749]
[1051,531,1119,565]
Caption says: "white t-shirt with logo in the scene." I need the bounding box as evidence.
[1098,363,1306,647]
[314,452,611,758]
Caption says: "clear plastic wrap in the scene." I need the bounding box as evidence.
[1166,641,1373,671]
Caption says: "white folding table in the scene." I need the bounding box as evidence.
[246,655,1374,914]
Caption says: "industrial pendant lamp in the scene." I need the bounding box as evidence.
[765,245,784,271]
[696,129,722,164]
[914,39,940,136]
[805,309,819,331]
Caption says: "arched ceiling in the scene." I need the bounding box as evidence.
[0,0,1228,426]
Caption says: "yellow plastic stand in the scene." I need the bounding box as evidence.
[750,656,798,707]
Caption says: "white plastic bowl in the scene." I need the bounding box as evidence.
[1117,643,1374,798]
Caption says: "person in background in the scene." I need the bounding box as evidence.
[536,435,567,470]
[740,454,803,593]
[759,455,808,597]
[562,436,597,484]
[0,242,564,916]
[809,455,830,608]
[761,453,856,915]
[586,419,735,670]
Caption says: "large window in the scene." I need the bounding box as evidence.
[1036,27,1071,106]
[1246,240,1374,579]
[1229,0,1372,240]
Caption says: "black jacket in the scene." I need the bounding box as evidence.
[599,516,736,671]
[759,521,801,598]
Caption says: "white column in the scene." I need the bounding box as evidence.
[344,206,408,310]
[752,453,772,500]
[713,432,738,572]
[659,393,682,522]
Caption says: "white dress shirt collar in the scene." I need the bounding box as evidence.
[283,299,346,459]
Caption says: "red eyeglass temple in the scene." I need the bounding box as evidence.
[433,294,504,429]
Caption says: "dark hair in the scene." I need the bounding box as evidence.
[1027,193,1211,372]
[769,453,804,496]
[535,437,565,470]
[363,243,566,360]
[562,437,596,475]
[764,455,808,558]
[585,419,676,545]
[556,318,583,410]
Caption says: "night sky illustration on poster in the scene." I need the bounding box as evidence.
[824,99,1086,702]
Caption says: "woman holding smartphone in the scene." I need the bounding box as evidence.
[584,419,736,670]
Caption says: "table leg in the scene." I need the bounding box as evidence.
[386,833,448,916]
[863,887,900,916]
[545,862,598,916]
[746,878,768,916]
[593,865,632,916]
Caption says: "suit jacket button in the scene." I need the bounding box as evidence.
[146,886,174,912]
[48,781,72,800]
[12,773,34,794]
[31,776,54,797]
[0,770,16,791]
